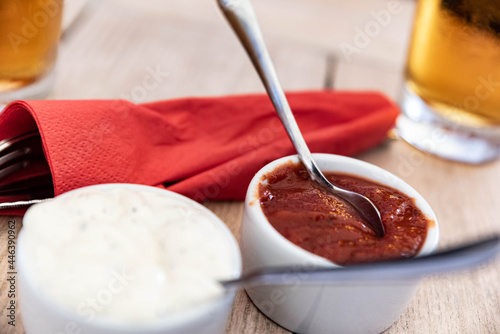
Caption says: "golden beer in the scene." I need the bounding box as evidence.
[0,0,63,97]
[405,0,500,127]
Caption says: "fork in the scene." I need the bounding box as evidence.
[0,132,54,209]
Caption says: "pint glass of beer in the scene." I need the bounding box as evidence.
[0,0,63,105]
[398,0,500,163]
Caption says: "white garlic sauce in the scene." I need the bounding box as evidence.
[22,187,236,324]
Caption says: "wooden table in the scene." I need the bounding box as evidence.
[1,0,499,333]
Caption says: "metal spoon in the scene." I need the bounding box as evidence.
[221,235,500,289]
[217,0,385,237]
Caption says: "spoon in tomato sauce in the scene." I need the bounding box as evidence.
[217,0,385,236]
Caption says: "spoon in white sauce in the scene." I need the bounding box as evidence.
[221,236,500,289]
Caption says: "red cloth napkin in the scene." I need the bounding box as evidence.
[0,91,398,216]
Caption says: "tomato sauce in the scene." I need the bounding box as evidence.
[259,162,429,265]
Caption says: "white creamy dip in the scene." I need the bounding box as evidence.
[21,186,237,324]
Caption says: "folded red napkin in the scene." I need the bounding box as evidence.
[0,91,398,216]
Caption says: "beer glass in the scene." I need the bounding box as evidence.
[398,0,500,163]
[0,0,63,106]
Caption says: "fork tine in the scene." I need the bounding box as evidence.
[0,159,51,186]
[0,161,28,180]
[0,181,54,202]
[0,132,44,168]
[0,183,53,199]
[0,131,40,153]
[0,160,53,207]
[0,173,53,195]
[0,198,51,209]
[0,132,53,208]
[0,148,31,170]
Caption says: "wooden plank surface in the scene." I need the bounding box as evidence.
[1,0,499,333]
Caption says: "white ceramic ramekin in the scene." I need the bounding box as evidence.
[18,183,242,334]
[240,154,439,334]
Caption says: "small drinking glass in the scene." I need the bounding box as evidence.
[0,0,64,106]
[398,0,500,164]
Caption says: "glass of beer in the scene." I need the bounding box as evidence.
[0,0,64,106]
[398,0,500,163]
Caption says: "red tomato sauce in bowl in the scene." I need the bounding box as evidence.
[259,162,430,266]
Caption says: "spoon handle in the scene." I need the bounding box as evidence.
[221,236,500,289]
[217,0,385,237]
[217,0,315,171]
